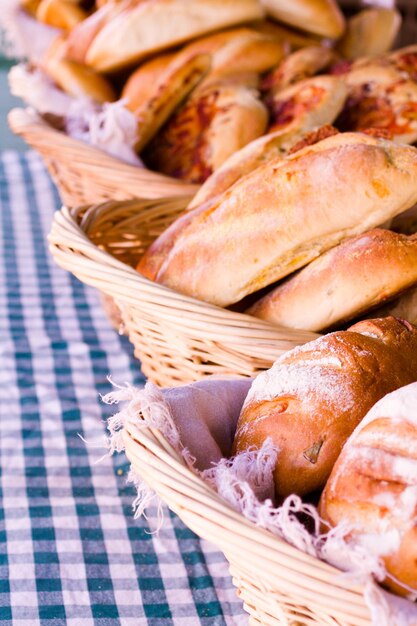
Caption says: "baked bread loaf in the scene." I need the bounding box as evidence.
[337,63,417,144]
[125,52,211,152]
[138,133,417,307]
[85,0,265,72]
[233,317,417,498]
[45,58,117,103]
[144,79,268,184]
[261,45,337,93]
[182,27,287,83]
[260,0,345,39]
[265,75,347,134]
[319,382,417,596]
[373,286,417,326]
[121,53,175,113]
[248,229,417,332]
[188,124,340,209]
[36,0,87,29]
[337,8,401,60]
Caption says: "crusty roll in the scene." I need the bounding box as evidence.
[260,0,345,39]
[36,0,87,30]
[188,122,340,210]
[144,80,268,184]
[319,382,417,596]
[266,75,347,134]
[63,1,125,64]
[138,133,417,307]
[337,8,401,60]
[121,53,175,113]
[125,52,211,152]
[45,58,117,103]
[233,317,417,498]
[85,0,265,72]
[248,229,417,332]
[337,63,417,144]
[261,45,338,93]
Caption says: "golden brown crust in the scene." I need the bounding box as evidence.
[248,229,417,332]
[337,64,417,143]
[85,0,265,72]
[336,8,401,60]
[265,75,347,134]
[121,53,175,113]
[36,0,88,30]
[260,0,345,39]
[129,52,211,152]
[319,383,417,596]
[143,80,268,183]
[138,133,417,306]
[233,317,417,498]
[63,1,124,64]
[45,58,117,102]
[261,46,338,92]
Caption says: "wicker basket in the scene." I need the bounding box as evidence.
[121,409,374,626]
[8,108,198,206]
[48,197,318,386]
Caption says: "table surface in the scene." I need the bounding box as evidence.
[0,150,248,626]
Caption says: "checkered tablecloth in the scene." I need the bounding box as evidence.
[0,151,248,626]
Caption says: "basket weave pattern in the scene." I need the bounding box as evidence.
[8,109,198,206]
[48,197,318,386]
[123,416,372,626]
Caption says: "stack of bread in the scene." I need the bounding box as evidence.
[10,0,416,178]
[231,315,417,599]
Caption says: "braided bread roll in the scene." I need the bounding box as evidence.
[233,317,417,498]
[319,382,417,597]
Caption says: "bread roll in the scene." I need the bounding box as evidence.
[337,8,401,60]
[261,46,338,93]
[188,122,340,210]
[182,27,287,81]
[233,317,417,498]
[266,74,347,134]
[388,44,417,81]
[248,229,417,332]
[45,58,116,103]
[252,20,326,50]
[143,80,268,184]
[337,64,417,144]
[36,0,87,30]
[121,53,175,113]
[138,133,417,307]
[126,52,211,152]
[260,0,345,39]
[319,382,417,596]
[85,0,265,72]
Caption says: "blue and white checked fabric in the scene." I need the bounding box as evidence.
[0,151,248,626]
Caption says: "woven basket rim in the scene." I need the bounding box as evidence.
[48,199,320,346]
[122,412,374,626]
[8,106,202,189]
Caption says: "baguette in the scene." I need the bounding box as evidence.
[233,317,417,498]
[138,133,417,307]
[248,229,417,332]
[319,382,417,596]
